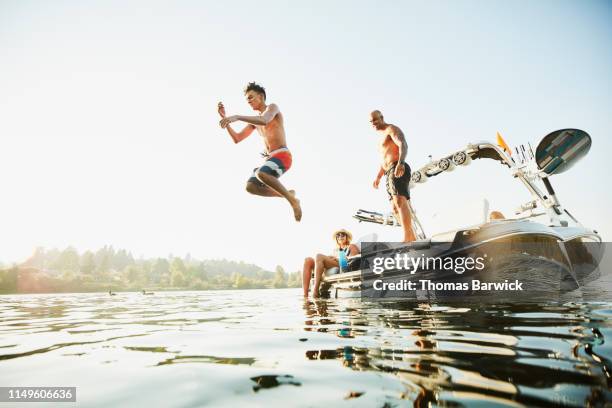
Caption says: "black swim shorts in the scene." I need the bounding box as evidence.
[385,162,411,200]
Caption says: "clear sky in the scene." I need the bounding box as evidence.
[1,0,611,271]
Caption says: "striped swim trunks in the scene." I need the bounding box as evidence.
[248,147,293,185]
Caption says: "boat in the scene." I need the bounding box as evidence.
[320,129,603,299]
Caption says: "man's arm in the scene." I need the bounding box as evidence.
[390,126,408,178]
[220,104,279,127]
[373,166,385,189]
[390,126,407,163]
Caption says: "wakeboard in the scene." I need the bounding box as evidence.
[353,209,401,226]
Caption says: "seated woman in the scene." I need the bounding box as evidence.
[302,229,360,298]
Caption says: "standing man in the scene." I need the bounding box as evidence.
[370,110,417,242]
[218,82,302,221]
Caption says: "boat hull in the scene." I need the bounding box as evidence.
[321,220,603,299]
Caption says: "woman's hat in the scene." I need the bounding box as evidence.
[332,229,352,242]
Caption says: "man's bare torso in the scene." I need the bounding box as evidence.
[255,108,286,152]
[378,124,404,170]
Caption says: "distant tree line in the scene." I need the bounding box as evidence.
[0,246,301,294]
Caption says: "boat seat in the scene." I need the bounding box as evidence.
[324,267,340,276]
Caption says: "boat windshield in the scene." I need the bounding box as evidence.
[536,129,591,176]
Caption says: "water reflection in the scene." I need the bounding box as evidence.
[250,375,301,392]
[302,299,612,406]
[0,291,610,407]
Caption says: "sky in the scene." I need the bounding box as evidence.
[1,0,611,271]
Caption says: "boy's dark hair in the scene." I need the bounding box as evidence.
[244,82,266,100]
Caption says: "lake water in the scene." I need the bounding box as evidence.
[1,288,611,407]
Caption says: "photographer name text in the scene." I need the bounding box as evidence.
[373,279,524,291]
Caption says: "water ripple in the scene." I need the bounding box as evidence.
[1,290,611,407]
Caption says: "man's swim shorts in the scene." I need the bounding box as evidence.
[385,161,411,200]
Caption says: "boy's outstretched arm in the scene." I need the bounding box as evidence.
[220,103,279,127]
[217,101,256,143]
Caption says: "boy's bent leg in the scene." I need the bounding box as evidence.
[392,195,417,242]
[257,171,302,221]
[246,166,282,197]
[246,179,282,197]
